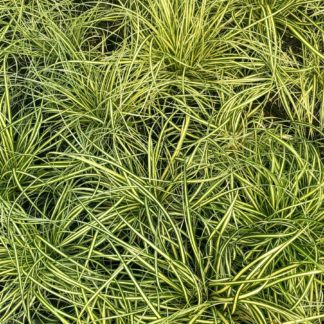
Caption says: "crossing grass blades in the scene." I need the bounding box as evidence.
[0,0,323,323]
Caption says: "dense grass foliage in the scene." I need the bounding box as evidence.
[0,0,323,323]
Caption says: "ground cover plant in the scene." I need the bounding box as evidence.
[0,0,323,323]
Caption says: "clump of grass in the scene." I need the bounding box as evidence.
[0,0,323,323]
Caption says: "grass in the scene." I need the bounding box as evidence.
[0,0,323,323]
